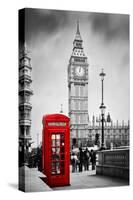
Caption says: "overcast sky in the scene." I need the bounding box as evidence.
[24,8,129,146]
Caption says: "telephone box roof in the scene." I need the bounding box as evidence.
[42,113,70,122]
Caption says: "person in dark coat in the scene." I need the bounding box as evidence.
[90,149,96,170]
[37,146,42,171]
[78,147,84,172]
[84,148,90,171]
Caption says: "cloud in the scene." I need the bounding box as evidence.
[89,12,129,42]
[20,9,129,146]
[120,51,129,67]
[25,8,69,44]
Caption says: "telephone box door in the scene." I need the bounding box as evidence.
[51,132,65,176]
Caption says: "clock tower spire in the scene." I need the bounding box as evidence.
[75,20,82,41]
[68,22,89,148]
[77,20,80,34]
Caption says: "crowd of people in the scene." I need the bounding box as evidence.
[28,146,96,174]
[71,148,96,173]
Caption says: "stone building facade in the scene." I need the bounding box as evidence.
[19,43,33,165]
[87,115,129,149]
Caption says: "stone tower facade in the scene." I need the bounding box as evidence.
[19,43,33,165]
[68,22,89,148]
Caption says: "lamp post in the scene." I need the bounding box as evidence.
[99,69,106,150]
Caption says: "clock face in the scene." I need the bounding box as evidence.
[75,66,85,77]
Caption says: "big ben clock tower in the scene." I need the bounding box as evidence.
[68,21,89,148]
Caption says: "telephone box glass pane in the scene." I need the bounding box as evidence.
[61,134,64,139]
[61,146,64,153]
[61,141,64,146]
[61,154,65,160]
[56,134,60,139]
[55,147,60,154]
[52,134,56,139]
[56,140,60,146]
[52,162,56,168]
[52,147,55,153]
[52,154,60,161]
[56,162,60,174]
[52,140,56,146]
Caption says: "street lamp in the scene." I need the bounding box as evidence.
[99,68,106,150]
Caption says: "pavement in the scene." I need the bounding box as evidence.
[19,166,52,192]
[19,166,129,192]
[53,169,129,191]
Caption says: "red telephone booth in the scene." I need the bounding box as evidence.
[42,114,70,187]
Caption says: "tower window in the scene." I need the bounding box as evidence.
[23,69,28,73]
[75,85,80,96]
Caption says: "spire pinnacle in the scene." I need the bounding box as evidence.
[75,19,82,41]
[77,19,80,35]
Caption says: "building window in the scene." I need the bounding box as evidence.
[107,129,110,134]
[20,127,24,135]
[80,86,83,97]
[75,100,78,110]
[26,127,30,136]
[19,82,24,89]
[80,115,83,124]
[75,85,79,97]
[80,101,83,110]
[75,115,78,124]
[23,69,28,73]
[24,95,30,103]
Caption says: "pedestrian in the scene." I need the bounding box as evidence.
[37,146,42,172]
[90,149,96,170]
[84,148,90,171]
[78,147,84,172]
[71,153,76,173]
[73,153,78,172]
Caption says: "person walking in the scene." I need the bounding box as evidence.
[90,149,96,170]
[71,153,75,172]
[74,153,78,172]
[84,148,90,171]
[78,147,84,172]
